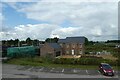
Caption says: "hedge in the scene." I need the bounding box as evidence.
[53,58,117,66]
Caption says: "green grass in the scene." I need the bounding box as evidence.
[5,57,119,70]
[6,58,98,69]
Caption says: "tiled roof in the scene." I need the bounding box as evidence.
[47,43,61,49]
[58,36,85,43]
[58,39,67,43]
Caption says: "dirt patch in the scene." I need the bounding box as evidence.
[96,54,117,61]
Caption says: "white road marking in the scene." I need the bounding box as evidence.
[98,70,102,77]
[98,70,101,74]
[16,66,24,70]
[27,67,33,71]
[86,70,89,75]
[39,67,44,71]
[73,69,77,73]
[62,69,64,73]
[50,68,54,72]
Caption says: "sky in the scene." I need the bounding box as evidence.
[0,0,119,41]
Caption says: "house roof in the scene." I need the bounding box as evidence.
[58,36,85,43]
[58,39,67,43]
[47,43,61,49]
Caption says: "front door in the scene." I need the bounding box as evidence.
[72,49,74,55]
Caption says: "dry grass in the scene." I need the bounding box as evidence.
[57,55,81,58]
[96,54,117,61]
[56,54,117,61]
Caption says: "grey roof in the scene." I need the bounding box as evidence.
[58,36,85,43]
[47,43,61,49]
[58,39,67,43]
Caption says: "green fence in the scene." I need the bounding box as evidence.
[7,46,38,58]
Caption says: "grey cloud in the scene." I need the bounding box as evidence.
[2,1,118,41]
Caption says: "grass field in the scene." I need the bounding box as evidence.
[96,54,117,60]
[5,57,119,70]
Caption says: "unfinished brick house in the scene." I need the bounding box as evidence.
[58,37,85,56]
[40,43,62,57]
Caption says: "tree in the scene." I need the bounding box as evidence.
[20,40,26,46]
[14,39,19,46]
[26,37,32,46]
[85,37,89,45]
[33,39,39,46]
[53,37,59,43]
[2,40,6,46]
[8,39,14,47]
[45,37,59,43]
[88,41,94,45]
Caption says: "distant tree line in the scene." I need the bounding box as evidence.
[2,37,60,47]
[2,37,44,47]
[2,37,119,47]
[105,40,120,43]
[86,40,120,45]
[45,37,59,43]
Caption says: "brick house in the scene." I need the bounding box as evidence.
[40,43,62,57]
[58,37,85,55]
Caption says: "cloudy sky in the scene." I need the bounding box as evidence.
[0,0,119,41]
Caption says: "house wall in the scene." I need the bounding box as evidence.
[54,48,62,57]
[40,43,62,57]
[40,43,54,57]
[60,43,84,55]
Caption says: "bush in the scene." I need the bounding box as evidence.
[32,57,43,63]
[116,59,120,66]
[76,58,100,65]
[53,57,117,66]
[53,58,78,64]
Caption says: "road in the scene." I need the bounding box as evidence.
[2,64,120,80]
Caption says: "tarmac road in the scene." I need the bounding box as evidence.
[2,64,120,80]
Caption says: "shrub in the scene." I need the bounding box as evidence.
[53,58,77,64]
[32,57,43,63]
[53,57,116,66]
